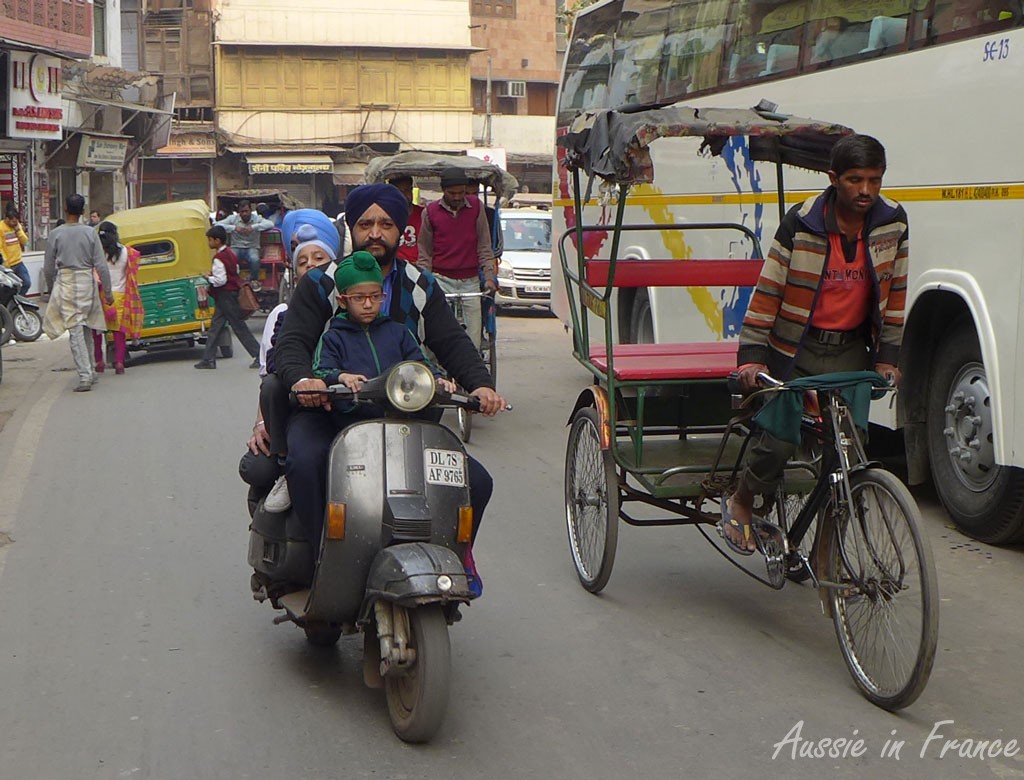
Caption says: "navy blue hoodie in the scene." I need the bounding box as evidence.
[312,312,427,386]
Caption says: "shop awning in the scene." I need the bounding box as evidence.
[0,36,87,60]
[66,94,173,116]
[333,162,365,185]
[246,154,334,176]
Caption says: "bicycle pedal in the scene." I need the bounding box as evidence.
[751,519,786,550]
[752,519,787,589]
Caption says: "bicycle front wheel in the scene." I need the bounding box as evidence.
[565,407,618,593]
[826,468,938,710]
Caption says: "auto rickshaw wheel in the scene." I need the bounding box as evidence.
[565,407,619,593]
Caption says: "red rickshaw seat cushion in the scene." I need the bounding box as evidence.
[589,342,738,381]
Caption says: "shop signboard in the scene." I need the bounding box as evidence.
[7,51,64,141]
[247,157,334,176]
[78,136,129,170]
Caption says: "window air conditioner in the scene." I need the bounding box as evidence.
[497,80,526,98]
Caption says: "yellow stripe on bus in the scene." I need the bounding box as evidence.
[551,184,1024,209]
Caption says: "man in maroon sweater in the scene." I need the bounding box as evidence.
[417,167,496,350]
[194,225,262,369]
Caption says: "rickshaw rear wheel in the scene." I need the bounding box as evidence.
[565,407,619,593]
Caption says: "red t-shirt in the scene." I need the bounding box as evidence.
[810,227,872,331]
[397,204,423,263]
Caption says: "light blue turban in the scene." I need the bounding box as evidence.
[280,208,342,260]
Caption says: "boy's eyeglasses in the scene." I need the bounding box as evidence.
[340,292,386,305]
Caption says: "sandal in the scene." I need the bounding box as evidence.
[718,498,755,556]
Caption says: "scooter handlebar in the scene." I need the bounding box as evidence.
[289,384,357,406]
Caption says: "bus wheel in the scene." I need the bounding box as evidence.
[629,289,654,344]
[927,321,1024,543]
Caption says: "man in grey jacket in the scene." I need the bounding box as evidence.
[43,194,113,392]
[214,200,273,283]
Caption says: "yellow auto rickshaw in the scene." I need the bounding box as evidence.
[105,200,233,356]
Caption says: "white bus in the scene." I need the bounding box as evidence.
[552,0,1024,543]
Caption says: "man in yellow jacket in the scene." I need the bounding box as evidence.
[1,204,31,295]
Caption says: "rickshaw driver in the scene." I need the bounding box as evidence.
[274,183,507,552]
[215,200,274,283]
[724,134,909,555]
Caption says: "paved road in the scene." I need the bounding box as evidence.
[0,314,1022,779]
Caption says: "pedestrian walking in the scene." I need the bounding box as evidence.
[42,194,113,392]
[93,221,143,375]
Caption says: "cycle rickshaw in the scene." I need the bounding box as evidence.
[558,104,938,710]
[364,152,517,441]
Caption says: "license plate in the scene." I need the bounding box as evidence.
[424,448,466,487]
[524,285,549,293]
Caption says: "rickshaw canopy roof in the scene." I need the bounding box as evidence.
[106,200,211,240]
[363,152,519,204]
[559,105,854,185]
[217,189,304,211]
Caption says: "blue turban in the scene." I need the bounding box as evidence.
[281,208,342,259]
[292,223,337,263]
[344,183,410,233]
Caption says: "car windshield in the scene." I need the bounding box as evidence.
[501,217,551,251]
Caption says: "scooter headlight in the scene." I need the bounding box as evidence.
[385,361,436,412]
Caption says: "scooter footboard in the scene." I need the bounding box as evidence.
[361,543,471,617]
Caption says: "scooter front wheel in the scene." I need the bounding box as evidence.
[11,306,42,342]
[385,605,451,743]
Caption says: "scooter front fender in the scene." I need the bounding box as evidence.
[360,543,470,619]
[12,295,38,310]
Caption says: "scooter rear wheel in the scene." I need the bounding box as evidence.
[385,605,451,743]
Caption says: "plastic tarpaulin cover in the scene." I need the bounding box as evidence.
[363,151,519,204]
[558,105,854,184]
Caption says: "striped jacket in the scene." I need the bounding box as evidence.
[737,188,909,378]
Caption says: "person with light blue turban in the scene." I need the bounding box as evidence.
[280,208,343,263]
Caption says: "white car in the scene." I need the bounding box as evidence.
[496,209,552,309]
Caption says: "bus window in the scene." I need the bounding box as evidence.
[608,5,669,107]
[557,0,622,124]
[723,0,807,82]
[918,0,1020,43]
[659,0,729,100]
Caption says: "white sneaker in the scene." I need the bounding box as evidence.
[264,475,291,513]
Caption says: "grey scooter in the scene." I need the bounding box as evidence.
[248,361,491,743]
[0,265,42,343]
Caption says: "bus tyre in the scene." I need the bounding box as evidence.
[926,322,1024,543]
[629,288,654,344]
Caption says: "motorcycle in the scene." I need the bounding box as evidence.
[0,265,43,344]
[248,361,492,743]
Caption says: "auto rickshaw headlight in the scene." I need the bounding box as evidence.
[385,361,436,412]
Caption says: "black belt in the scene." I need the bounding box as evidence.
[807,325,866,346]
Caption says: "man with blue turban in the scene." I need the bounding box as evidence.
[273,183,507,595]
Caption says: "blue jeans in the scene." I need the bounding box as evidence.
[436,275,482,352]
[234,246,260,280]
[286,408,493,548]
[11,262,31,295]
